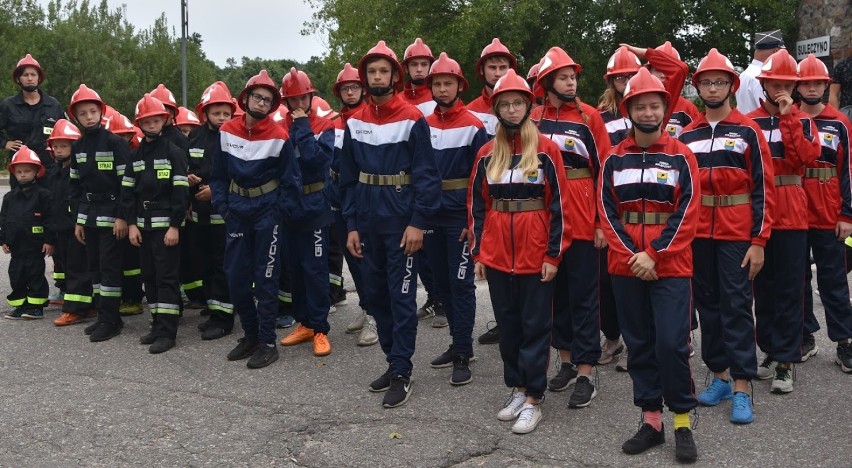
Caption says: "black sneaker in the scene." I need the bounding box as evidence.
[674,428,698,463]
[197,319,211,331]
[382,374,412,408]
[140,331,157,345]
[149,337,175,354]
[568,375,597,408]
[416,298,436,320]
[431,345,476,368]
[478,323,500,345]
[836,341,852,373]
[227,337,260,361]
[84,321,99,335]
[548,362,578,392]
[89,322,122,342]
[201,326,231,341]
[246,344,279,369]
[450,354,472,386]
[369,367,394,392]
[801,333,819,362]
[622,423,665,455]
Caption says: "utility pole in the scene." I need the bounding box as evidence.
[181,0,188,107]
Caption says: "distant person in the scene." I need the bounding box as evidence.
[829,56,852,117]
[736,30,785,114]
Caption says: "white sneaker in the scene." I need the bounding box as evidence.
[616,348,629,372]
[511,403,543,434]
[756,356,777,380]
[357,316,378,346]
[346,309,367,334]
[770,365,794,394]
[497,390,526,421]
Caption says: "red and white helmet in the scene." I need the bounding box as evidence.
[101,105,120,128]
[9,145,45,178]
[237,69,281,112]
[426,52,469,92]
[13,54,44,84]
[526,60,542,86]
[358,41,404,92]
[534,47,582,97]
[491,69,533,108]
[333,63,361,98]
[475,38,518,80]
[175,107,201,127]
[47,119,81,146]
[67,84,106,118]
[604,46,642,79]
[798,54,831,82]
[312,96,338,119]
[134,93,170,125]
[107,113,137,136]
[620,67,670,118]
[693,48,740,92]
[281,67,316,99]
[757,49,799,82]
[196,82,236,118]
[402,38,435,66]
[150,84,179,113]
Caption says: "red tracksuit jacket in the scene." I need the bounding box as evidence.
[800,104,852,229]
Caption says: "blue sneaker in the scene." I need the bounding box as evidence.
[4,308,25,320]
[22,308,44,319]
[697,376,733,406]
[730,391,754,424]
[276,314,295,328]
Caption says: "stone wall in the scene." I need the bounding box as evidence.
[797,0,851,62]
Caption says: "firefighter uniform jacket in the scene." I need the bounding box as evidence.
[0,184,55,250]
[532,100,611,240]
[468,133,572,274]
[598,134,700,278]
[187,124,222,225]
[747,106,821,230]
[466,88,499,137]
[426,99,489,226]
[330,101,367,210]
[283,112,335,231]
[69,127,132,228]
[679,108,774,245]
[600,109,631,147]
[800,105,852,229]
[0,89,64,161]
[664,97,701,139]
[43,164,75,232]
[401,81,437,116]
[121,136,189,230]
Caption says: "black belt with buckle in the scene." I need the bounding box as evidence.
[141,201,167,210]
[85,192,116,202]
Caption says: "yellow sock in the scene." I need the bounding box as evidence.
[673,412,691,430]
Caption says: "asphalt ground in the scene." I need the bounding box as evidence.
[0,183,850,467]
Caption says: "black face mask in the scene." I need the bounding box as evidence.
[630,118,662,134]
[54,156,71,164]
[485,81,496,89]
[246,109,268,120]
[700,89,730,109]
[143,130,161,140]
[409,78,426,86]
[20,84,37,93]
[799,96,822,105]
[367,85,393,97]
[547,85,576,104]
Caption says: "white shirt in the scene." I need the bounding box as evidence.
[736,59,764,115]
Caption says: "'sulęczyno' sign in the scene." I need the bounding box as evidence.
[795,35,831,59]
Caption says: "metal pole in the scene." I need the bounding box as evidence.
[181,0,188,107]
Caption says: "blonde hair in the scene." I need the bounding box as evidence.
[597,79,621,115]
[487,95,541,182]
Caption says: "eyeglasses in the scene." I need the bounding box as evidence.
[697,79,731,89]
[496,100,528,112]
[339,84,362,93]
[249,93,274,106]
[612,75,633,83]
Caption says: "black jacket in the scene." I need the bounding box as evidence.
[0,184,55,251]
[43,163,76,231]
[0,89,64,164]
[121,136,189,229]
[187,124,219,224]
[69,126,132,227]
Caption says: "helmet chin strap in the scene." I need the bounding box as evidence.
[367,85,393,97]
[497,105,532,130]
[699,89,730,109]
[20,83,37,93]
[246,109,268,120]
[799,96,822,105]
[761,86,780,107]
[546,85,575,104]
[433,93,459,109]
[409,78,426,86]
[630,117,662,134]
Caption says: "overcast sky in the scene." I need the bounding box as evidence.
[38,0,327,66]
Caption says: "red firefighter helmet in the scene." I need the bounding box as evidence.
[101,105,120,128]
[134,93,170,125]
[196,82,236,118]
[491,69,534,109]
[426,52,469,92]
[757,49,799,82]
[176,107,201,127]
[402,37,435,66]
[333,63,361,98]
[619,67,670,118]
[9,145,45,178]
[281,67,316,99]
[475,38,518,80]
[108,113,137,136]
[232,98,245,118]
[67,84,106,118]
[12,54,44,84]
[604,46,642,79]
[47,119,81,146]
[798,54,831,82]
[526,60,542,86]
[150,84,179,113]
[692,48,740,91]
[237,69,281,112]
[655,41,682,61]
[535,47,582,97]
[311,96,338,119]
[358,41,404,92]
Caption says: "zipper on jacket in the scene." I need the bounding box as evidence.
[640,150,646,249]
[708,126,717,238]
[510,138,517,275]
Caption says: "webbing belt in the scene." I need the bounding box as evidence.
[491,199,545,212]
[621,211,671,224]
[229,179,279,197]
[700,193,750,207]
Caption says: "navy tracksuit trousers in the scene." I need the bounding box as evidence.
[552,240,601,365]
[611,276,697,414]
[486,268,553,400]
[692,239,757,380]
[804,229,852,342]
[360,231,419,376]
[283,227,331,334]
[423,224,476,356]
[224,212,281,345]
[333,210,365,309]
[754,230,806,362]
[598,247,621,341]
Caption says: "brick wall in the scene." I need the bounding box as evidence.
[797,0,851,62]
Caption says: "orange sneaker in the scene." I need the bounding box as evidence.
[280,324,315,346]
[313,332,331,356]
[54,312,84,327]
